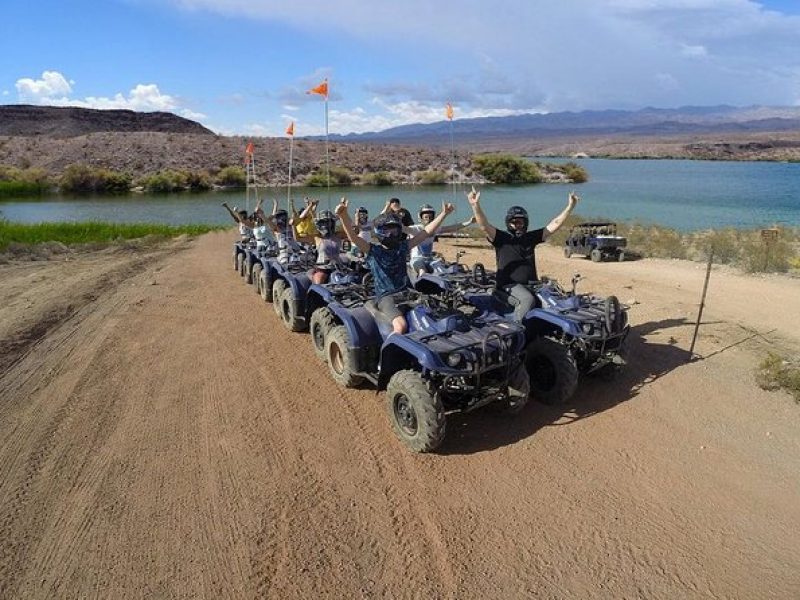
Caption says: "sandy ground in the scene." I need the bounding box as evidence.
[1,231,799,599]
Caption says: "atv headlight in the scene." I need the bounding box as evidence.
[446,352,464,367]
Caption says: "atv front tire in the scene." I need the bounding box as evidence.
[237,253,247,277]
[563,246,572,259]
[325,325,364,388]
[526,336,579,405]
[590,248,602,262]
[386,370,445,453]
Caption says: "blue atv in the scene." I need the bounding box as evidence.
[304,266,374,360]
[415,265,629,405]
[244,241,278,287]
[464,274,630,405]
[233,239,255,277]
[259,253,316,332]
[315,289,529,452]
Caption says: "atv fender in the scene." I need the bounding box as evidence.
[522,308,583,338]
[327,305,381,349]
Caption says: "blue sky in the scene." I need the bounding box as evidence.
[1,0,799,136]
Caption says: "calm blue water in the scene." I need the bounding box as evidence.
[1,159,798,231]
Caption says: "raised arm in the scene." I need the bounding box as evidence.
[299,198,318,220]
[271,198,279,216]
[466,187,497,242]
[408,202,455,249]
[543,191,579,241]
[221,202,242,224]
[437,215,475,234]
[335,198,370,255]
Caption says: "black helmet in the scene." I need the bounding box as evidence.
[356,206,368,215]
[505,206,529,236]
[274,209,288,228]
[418,204,435,221]
[315,210,337,237]
[374,213,406,249]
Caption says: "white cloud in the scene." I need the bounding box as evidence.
[15,70,73,101]
[2,90,9,96]
[179,108,208,121]
[681,43,708,57]
[14,71,208,124]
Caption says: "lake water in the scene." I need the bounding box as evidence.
[1,159,798,231]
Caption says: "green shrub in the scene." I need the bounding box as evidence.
[215,166,247,187]
[739,233,793,273]
[561,161,589,183]
[361,171,394,186]
[0,166,52,197]
[59,164,132,194]
[0,219,225,251]
[186,170,212,191]
[472,154,542,184]
[140,170,189,193]
[305,166,354,187]
[756,353,800,402]
[415,170,448,185]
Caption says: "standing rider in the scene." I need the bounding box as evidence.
[467,187,579,321]
[336,198,455,335]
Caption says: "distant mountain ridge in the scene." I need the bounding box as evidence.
[0,105,213,137]
[323,105,800,144]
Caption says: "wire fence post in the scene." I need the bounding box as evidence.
[688,247,714,361]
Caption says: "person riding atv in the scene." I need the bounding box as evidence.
[467,187,579,321]
[335,197,455,334]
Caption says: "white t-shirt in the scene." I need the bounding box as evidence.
[253,225,270,248]
[407,224,437,261]
[316,237,343,266]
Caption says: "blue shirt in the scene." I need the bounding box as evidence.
[366,240,410,298]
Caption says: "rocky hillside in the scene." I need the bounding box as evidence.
[0,105,213,137]
[0,132,473,185]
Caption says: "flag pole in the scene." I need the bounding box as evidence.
[324,95,330,211]
[449,113,456,203]
[287,129,294,211]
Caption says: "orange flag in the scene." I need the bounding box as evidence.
[445,102,454,120]
[286,121,295,136]
[245,141,254,155]
[307,79,329,99]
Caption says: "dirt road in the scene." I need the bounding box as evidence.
[1,232,799,599]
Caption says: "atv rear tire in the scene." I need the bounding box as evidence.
[563,246,572,258]
[590,248,602,262]
[279,286,306,332]
[386,370,445,453]
[310,307,336,361]
[617,251,626,262]
[272,279,286,316]
[526,336,579,405]
[252,264,262,295]
[325,325,364,388]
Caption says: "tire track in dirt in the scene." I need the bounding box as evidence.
[0,265,160,596]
